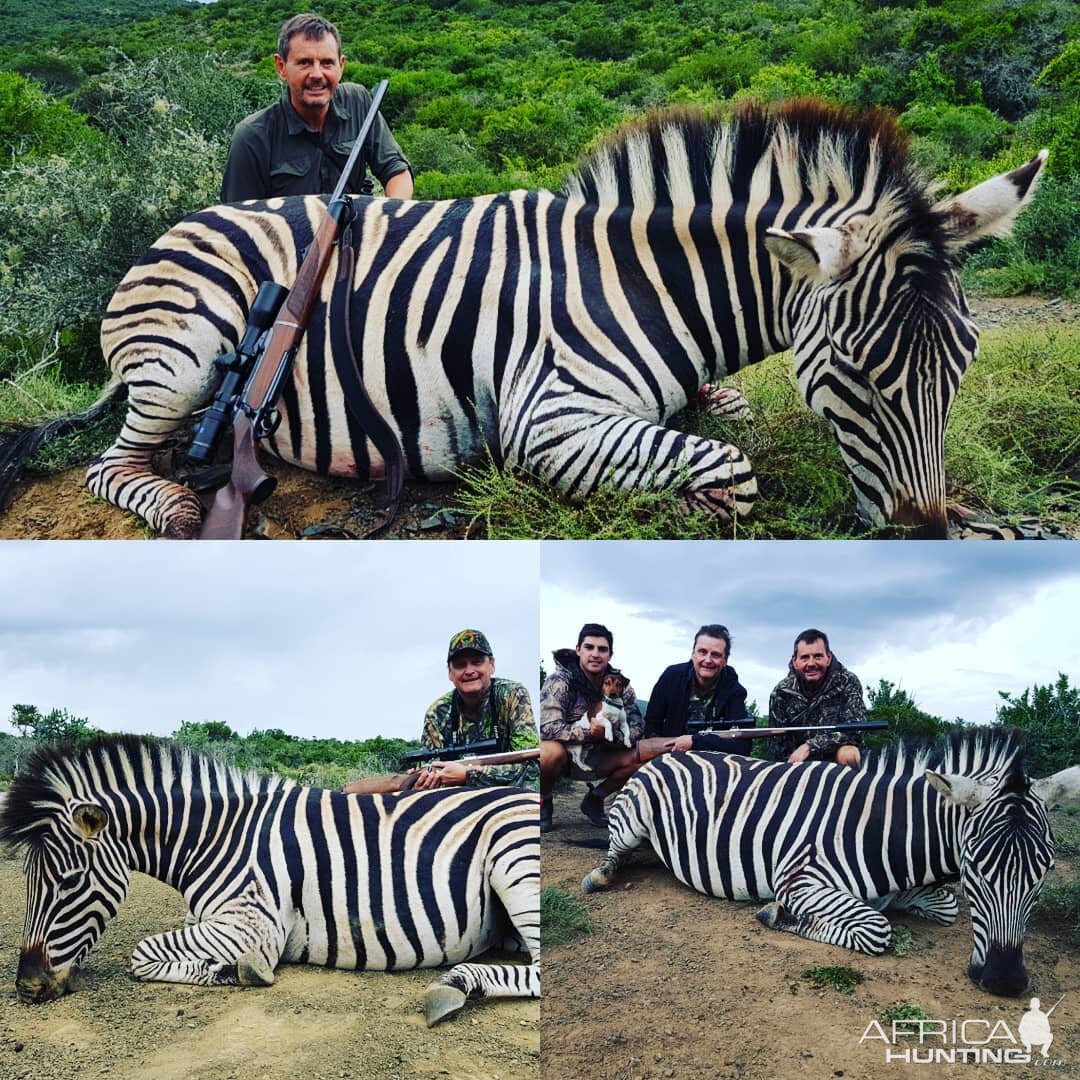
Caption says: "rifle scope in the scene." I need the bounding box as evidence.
[187,280,289,464]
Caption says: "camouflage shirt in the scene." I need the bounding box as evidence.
[422,677,538,789]
[767,656,867,761]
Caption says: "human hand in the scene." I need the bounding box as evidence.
[589,718,609,741]
[835,745,862,767]
[672,735,694,752]
[787,743,811,764]
[412,764,448,789]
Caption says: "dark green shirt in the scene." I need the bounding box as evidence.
[220,83,412,203]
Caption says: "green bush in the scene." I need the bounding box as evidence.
[993,674,1079,777]
[0,71,97,159]
[901,103,1010,158]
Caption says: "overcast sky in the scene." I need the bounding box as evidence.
[540,543,1080,727]
[0,542,540,742]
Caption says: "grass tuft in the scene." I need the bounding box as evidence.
[801,965,864,994]
[541,886,595,948]
[880,1002,930,1029]
[888,926,916,957]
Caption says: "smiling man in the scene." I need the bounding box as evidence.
[539,623,644,831]
[645,625,748,751]
[411,629,538,790]
[767,629,864,766]
[220,13,413,202]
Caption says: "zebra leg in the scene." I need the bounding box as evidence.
[423,808,540,1027]
[130,884,285,987]
[512,395,758,520]
[580,789,647,893]
[872,885,959,925]
[696,385,754,422]
[90,321,226,538]
[757,846,892,955]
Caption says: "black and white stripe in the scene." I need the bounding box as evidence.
[0,102,1045,537]
[582,730,1076,996]
[0,736,539,1025]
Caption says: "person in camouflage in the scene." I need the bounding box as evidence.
[539,623,644,831]
[767,629,864,766]
[411,629,539,790]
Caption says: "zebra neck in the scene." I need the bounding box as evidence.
[598,203,795,376]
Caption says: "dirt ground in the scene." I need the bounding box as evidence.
[0,851,539,1080]
[541,781,1079,1080]
[0,298,1075,542]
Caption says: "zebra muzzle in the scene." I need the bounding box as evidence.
[970,945,1030,998]
[16,946,75,1004]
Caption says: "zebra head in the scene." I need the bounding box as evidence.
[1,766,131,1004]
[926,758,1079,997]
[766,151,1047,537]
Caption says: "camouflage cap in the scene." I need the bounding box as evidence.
[447,629,493,661]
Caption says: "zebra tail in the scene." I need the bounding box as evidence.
[0,378,127,511]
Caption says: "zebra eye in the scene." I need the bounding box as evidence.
[59,871,85,891]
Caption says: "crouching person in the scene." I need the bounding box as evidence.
[539,623,643,831]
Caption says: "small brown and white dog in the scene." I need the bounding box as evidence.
[571,671,632,750]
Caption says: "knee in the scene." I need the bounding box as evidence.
[540,740,568,780]
[835,745,861,768]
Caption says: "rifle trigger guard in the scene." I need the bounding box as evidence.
[254,407,282,440]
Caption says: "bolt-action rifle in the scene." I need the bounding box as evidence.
[635,720,888,764]
[341,745,541,795]
[684,719,889,737]
[191,81,390,539]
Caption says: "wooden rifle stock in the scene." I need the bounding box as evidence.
[341,748,541,795]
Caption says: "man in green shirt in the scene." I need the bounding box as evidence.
[221,13,413,203]
[411,629,539,790]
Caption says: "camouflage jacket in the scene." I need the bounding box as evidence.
[539,650,644,743]
[767,657,867,762]
[422,677,538,788]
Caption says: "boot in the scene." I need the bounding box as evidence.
[579,784,608,827]
[539,795,554,833]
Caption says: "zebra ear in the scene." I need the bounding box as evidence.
[925,770,998,808]
[1031,765,1080,810]
[71,802,108,840]
[932,150,1048,250]
[765,225,869,281]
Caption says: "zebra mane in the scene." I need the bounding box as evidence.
[564,97,948,266]
[865,727,1026,782]
[0,733,292,849]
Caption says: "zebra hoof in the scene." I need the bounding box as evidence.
[236,952,275,987]
[755,902,782,928]
[423,983,468,1027]
[581,872,601,893]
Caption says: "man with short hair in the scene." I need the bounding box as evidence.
[221,13,413,203]
[644,624,748,753]
[539,623,643,831]
[767,629,864,766]
[411,629,538,790]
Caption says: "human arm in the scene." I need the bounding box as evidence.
[383,170,414,199]
[622,684,644,743]
[539,672,584,742]
[463,682,539,788]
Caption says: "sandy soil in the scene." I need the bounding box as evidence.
[0,299,1075,542]
[540,781,1079,1080]
[0,851,539,1080]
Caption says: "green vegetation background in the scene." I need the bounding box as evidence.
[0,0,1077,535]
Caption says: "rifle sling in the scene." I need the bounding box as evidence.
[331,212,406,538]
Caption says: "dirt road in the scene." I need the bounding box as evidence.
[541,781,1079,1080]
[0,852,539,1080]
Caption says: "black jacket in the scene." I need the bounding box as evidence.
[643,662,748,738]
